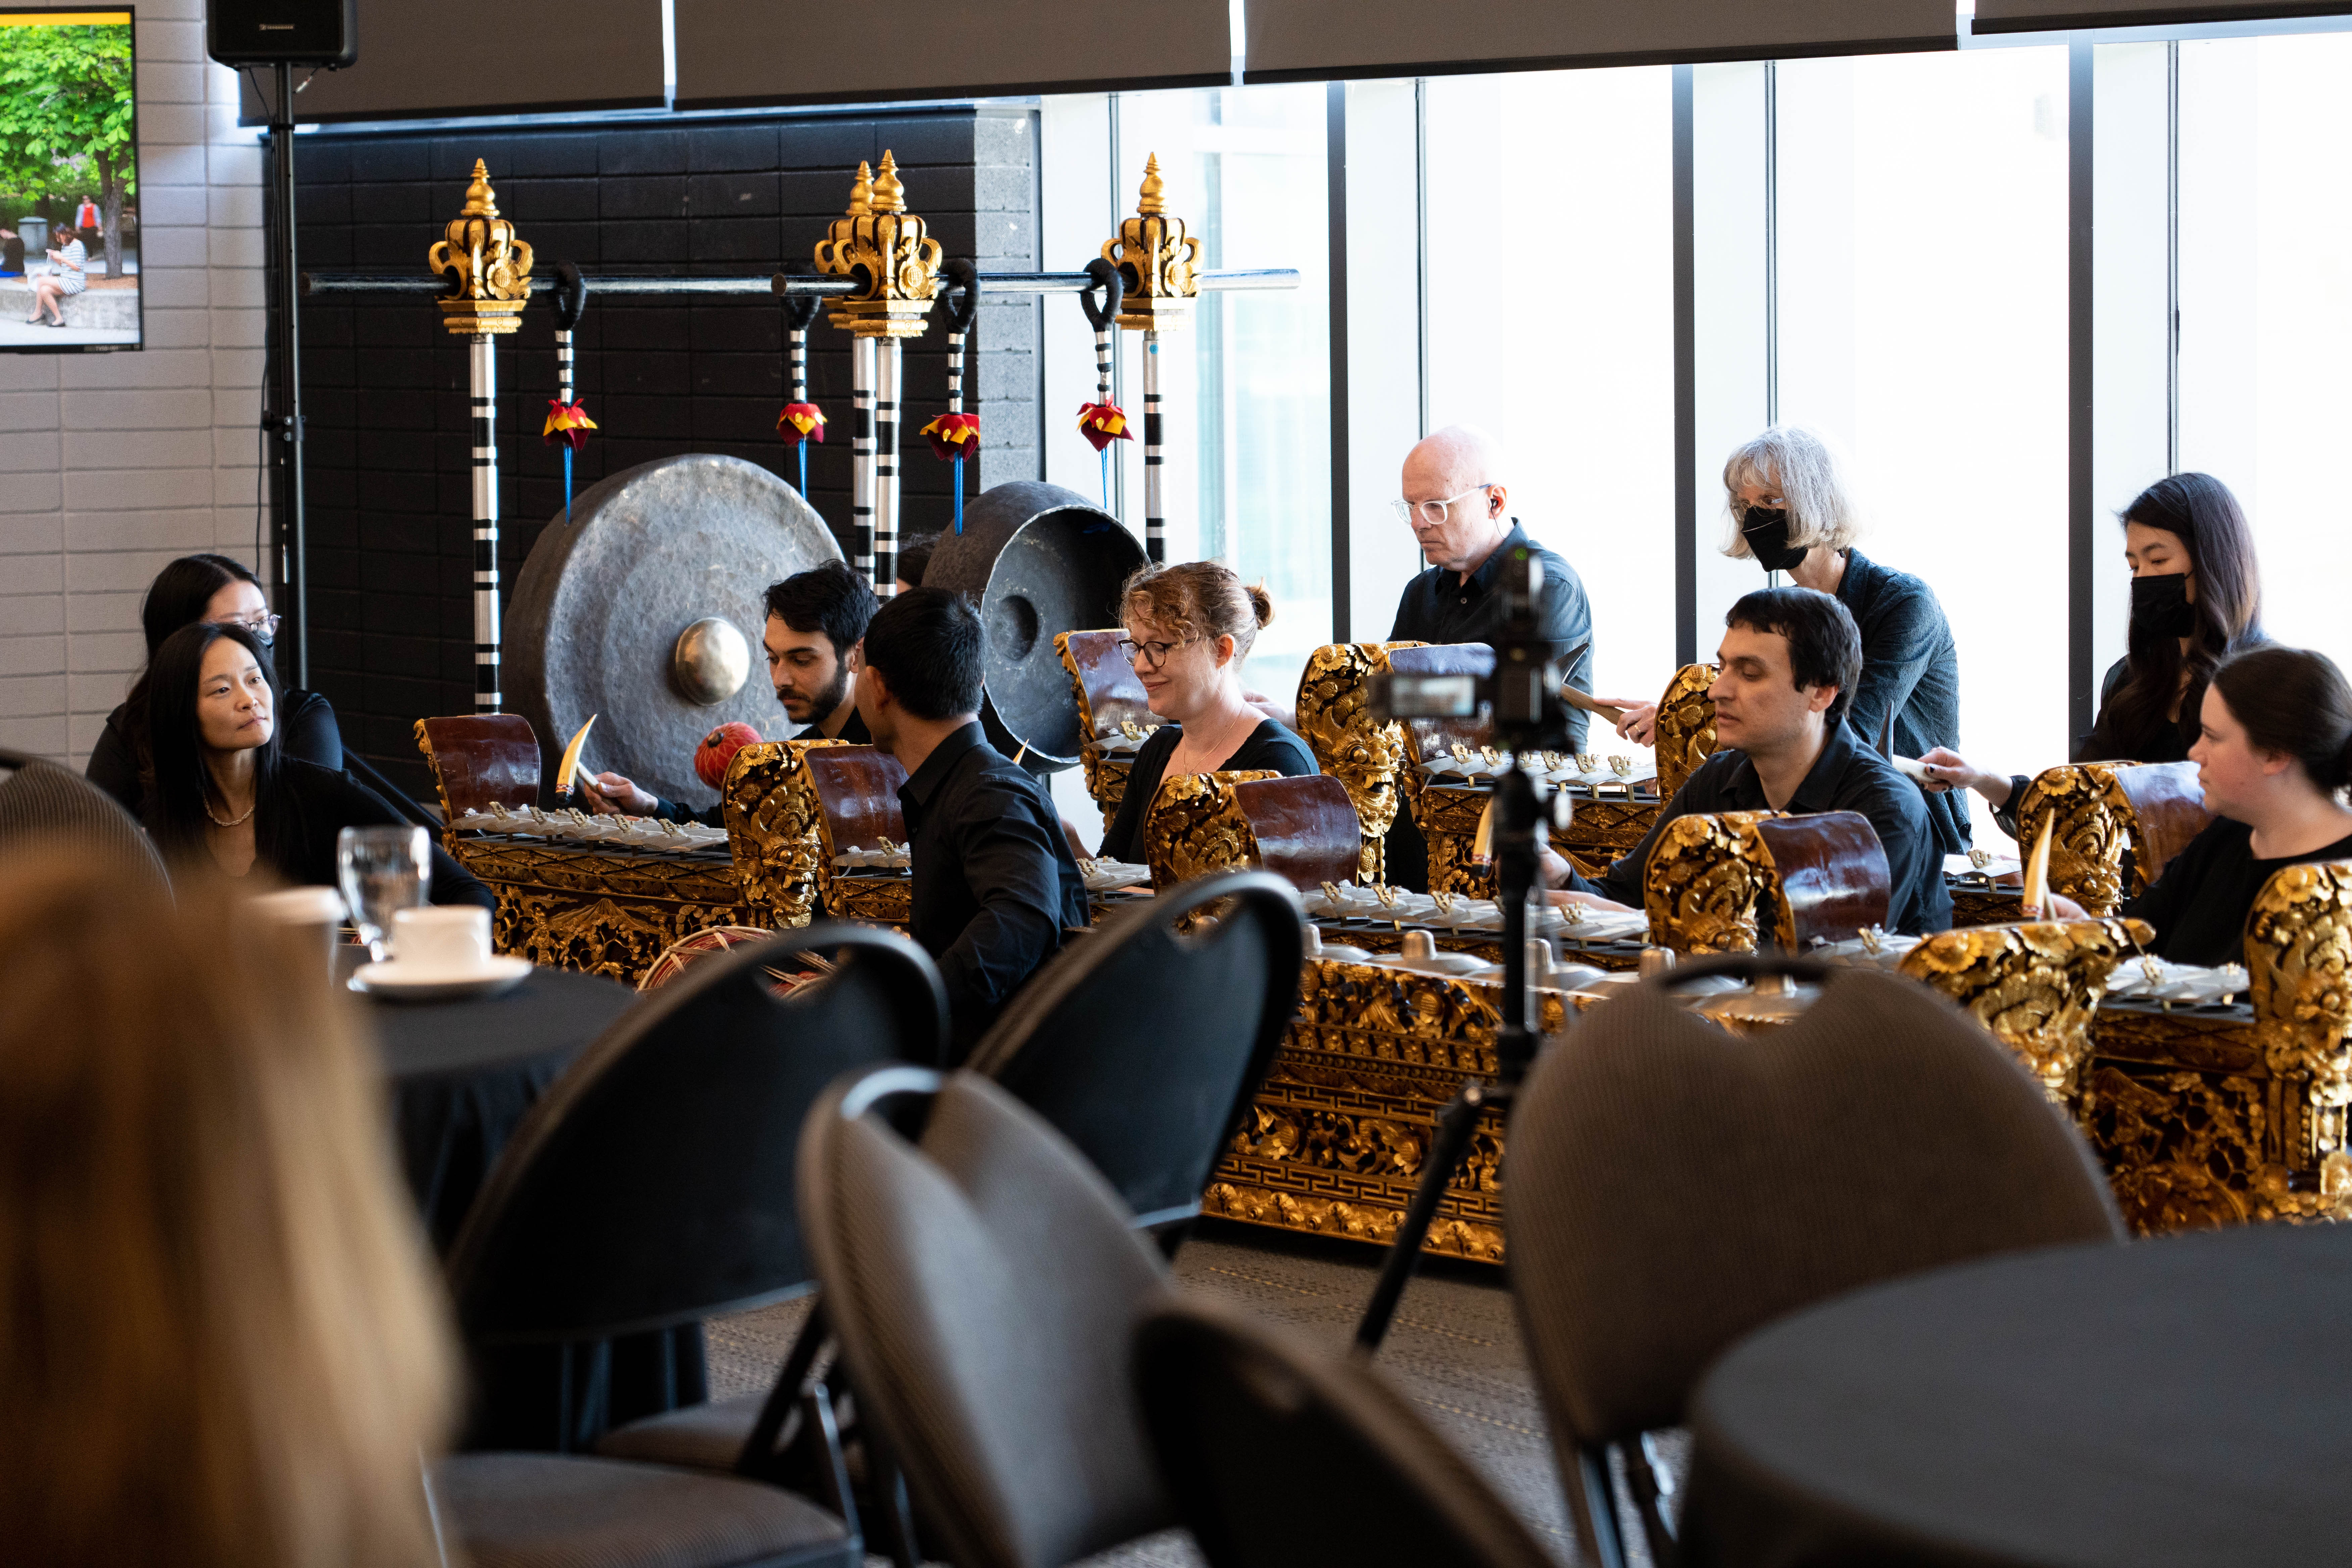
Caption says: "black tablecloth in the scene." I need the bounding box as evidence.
[1684,1223,2352,1567]
[359,962,707,1452]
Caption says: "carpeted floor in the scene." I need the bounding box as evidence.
[704,1217,1630,1566]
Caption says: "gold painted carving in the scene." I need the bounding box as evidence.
[722,739,848,928]
[429,159,533,335]
[1055,631,1136,829]
[1898,918,2150,1100]
[1295,642,1414,883]
[1139,769,1279,890]
[1640,810,1781,953]
[2245,860,2352,1179]
[2013,764,2168,918]
[1653,664,1720,798]
[1102,153,1200,333]
[1414,784,1494,899]
[814,152,943,339]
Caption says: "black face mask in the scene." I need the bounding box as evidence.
[2130,571,2197,638]
[1740,506,1810,573]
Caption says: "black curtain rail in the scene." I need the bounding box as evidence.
[297,266,1303,299]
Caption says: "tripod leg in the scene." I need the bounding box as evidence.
[1353,1082,1494,1354]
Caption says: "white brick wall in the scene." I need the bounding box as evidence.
[0,0,266,765]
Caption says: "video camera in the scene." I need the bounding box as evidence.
[1366,543,1578,752]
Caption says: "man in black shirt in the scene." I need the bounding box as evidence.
[1383,425,1594,889]
[587,559,878,824]
[1562,587,1952,936]
[856,587,1089,1061]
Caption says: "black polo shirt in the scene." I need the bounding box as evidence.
[1569,716,1953,936]
[898,721,1089,1062]
[1387,520,1595,751]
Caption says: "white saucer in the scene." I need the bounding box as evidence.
[349,954,532,1002]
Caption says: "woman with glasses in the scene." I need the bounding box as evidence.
[1598,425,1971,856]
[1094,560,1317,867]
[87,553,344,822]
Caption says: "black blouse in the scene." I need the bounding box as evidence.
[88,687,344,822]
[1097,718,1319,866]
[2121,817,2352,968]
[258,759,495,911]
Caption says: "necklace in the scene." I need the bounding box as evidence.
[205,796,257,828]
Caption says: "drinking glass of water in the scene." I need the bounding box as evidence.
[337,825,431,963]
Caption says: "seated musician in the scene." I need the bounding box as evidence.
[1384,424,1593,890]
[1096,561,1316,866]
[1920,472,2265,837]
[2044,646,2352,965]
[584,560,878,824]
[1599,426,1969,856]
[856,587,1088,1061]
[1556,587,1953,935]
[142,623,493,909]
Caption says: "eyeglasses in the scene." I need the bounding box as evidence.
[1389,484,1493,529]
[1117,636,1190,670]
[209,612,283,647]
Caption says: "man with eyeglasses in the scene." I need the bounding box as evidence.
[1382,425,1594,889]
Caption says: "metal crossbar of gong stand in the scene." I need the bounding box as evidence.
[1353,763,1546,1355]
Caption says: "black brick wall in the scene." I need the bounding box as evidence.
[284,106,1042,795]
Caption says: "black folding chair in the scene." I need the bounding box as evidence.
[966,869,1304,1231]
[432,923,948,1568]
[798,1067,1175,1568]
[1134,1296,1556,1568]
[1507,954,2125,1568]
[0,749,167,890]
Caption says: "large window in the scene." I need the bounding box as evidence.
[2177,31,2352,675]
[1772,46,2071,840]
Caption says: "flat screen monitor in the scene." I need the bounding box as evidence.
[0,7,141,352]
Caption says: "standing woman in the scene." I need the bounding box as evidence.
[1921,472,2264,836]
[1095,561,1317,867]
[86,553,342,821]
[1599,426,1970,855]
[143,622,492,909]
[23,224,86,328]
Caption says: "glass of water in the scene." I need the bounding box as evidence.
[337,825,432,963]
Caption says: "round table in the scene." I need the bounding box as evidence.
[354,959,705,1453]
[1683,1223,2352,1567]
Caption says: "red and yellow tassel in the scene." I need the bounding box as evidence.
[777,402,827,446]
[920,411,980,461]
[542,398,597,451]
[1076,401,1130,453]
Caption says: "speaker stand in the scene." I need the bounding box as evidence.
[265,60,309,688]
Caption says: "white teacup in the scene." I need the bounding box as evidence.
[390,906,492,974]
[251,886,348,971]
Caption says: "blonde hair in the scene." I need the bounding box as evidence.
[0,851,455,1568]
[1721,426,1864,560]
[1120,559,1274,659]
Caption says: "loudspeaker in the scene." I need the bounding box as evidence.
[206,0,357,67]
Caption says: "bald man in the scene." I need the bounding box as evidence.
[1383,426,1594,889]
[1389,425,1594,734]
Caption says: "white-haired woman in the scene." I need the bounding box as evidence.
[1596,426,1971,854]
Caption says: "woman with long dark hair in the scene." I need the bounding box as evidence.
[86,553,342,820]
[143,622,490,909]
[2046,645,2352,965]
[1920,471,2265,834]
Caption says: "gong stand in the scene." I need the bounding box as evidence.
[940,258,981,535]
[876,337,902,593]
[850,336,877,589]
[551,260,588,525]
[469,333,502,711]
[1077,258,1125,513]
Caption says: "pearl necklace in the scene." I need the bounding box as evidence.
[205,797,257,828]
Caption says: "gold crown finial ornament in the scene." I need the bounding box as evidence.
[1100,152,1199,332]
[871,150,905,214]
[428,158,534,335]
[813,150,943,339]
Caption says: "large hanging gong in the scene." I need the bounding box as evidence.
[507,454,842,806]
[925,481,1147,773]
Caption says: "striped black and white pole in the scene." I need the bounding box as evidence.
[851,335,876,587]
[1142,329,1164,564]
[1092,316,1115,510]
[554,325,574,523]
[875,338,900,596]
[469,333,500,712]
[788,317,809,497]
[946,321,967,535]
